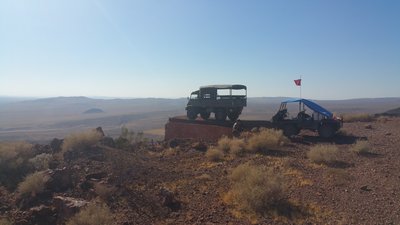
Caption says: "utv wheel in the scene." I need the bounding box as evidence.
[318,124,334,138]
[200,111,211,120]
[282,125,299,137]
[228,112,240,121]
[215,110,227,121]
[187,109,197,120]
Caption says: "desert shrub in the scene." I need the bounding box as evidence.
[226,163,285,215]
[326,168,353,186]
[217,136,231,153]
[0,142,34,189]
[17,171,50,196]
[307,144,338,164]
[350,140,371,154]
[342,113,374,123]
[29,153,53,171]
[246,128,289,153]
[229,138,246,157]
[62,130,102,153]
[205,147,224,161]
[115,126,147,150]
[66,201,114,225]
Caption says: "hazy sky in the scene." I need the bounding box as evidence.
[0,0,399,99]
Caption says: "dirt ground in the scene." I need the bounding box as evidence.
[1,117,399,225]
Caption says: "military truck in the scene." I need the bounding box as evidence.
[272,98,342,138]
[186,84,247,121]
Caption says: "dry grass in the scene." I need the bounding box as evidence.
[66,201,114,225]
[341,113,375,123]
[0,218,12,225]
[17,171,50,196]
[62,130,102,152]
[246,128,289,153]
[205,147,224,161]
[350,140,371,154]
[307,144,338,164]
[228,138,246,157]
[217,136,231,153]
[0,142,34,189]
[225,163,285,215]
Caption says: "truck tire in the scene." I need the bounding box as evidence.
[187,108,198,120]
[282,124,299,137]
[215,109,227,121]
[318,124,335,138]
[228,112,240,122]
[200,111,211,120]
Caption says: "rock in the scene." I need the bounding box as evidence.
[159,188,181,211]
[192,142,207,152]
[29,205,57,225]
[96,127,105,137]
[168,139,179,148]
[101,136,115,147]
[85,171,107,180]
[46,168,73,192]
[360,185,372,191]
[365,124,373,129]
[53,196,88,221]
[50,138,64,153]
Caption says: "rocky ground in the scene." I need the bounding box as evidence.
[1,117,399,225]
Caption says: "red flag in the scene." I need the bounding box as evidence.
[294,79,301,86]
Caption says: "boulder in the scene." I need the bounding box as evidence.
[50,138,63,153]
[53,196,88,221]
[46,168,73,192]
[29,205,57,225]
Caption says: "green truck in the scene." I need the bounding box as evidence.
[185,84,247,121]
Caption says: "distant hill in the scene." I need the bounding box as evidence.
[1,96,400,142]
[83,108,104,114]
[379,107,400,117]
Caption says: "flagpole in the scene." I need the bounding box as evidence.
[300,75,302,99]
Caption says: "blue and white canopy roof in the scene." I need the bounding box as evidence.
[281,98,333,118]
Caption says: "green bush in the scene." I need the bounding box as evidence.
[307,144,338,164]
[66,201,114,225]
[226,163,285,215]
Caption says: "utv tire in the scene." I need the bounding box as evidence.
[228,112,240,122]
[318,124,335,138]
[283,124,299,137]
[215,110,227,121]
[200,111,211,120]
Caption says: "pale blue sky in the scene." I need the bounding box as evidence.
[0,0,399,99]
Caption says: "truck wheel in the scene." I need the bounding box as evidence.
[228,112,240,121]
[200,111,211,120]
[318,124,334,138]
[187,109,197,120]
[215,110,227,121]
[283,125,299,137]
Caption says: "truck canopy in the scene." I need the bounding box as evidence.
[200,84,247,90]
[282,98,333,118]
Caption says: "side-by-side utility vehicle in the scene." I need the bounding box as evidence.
[272,98,342,138]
